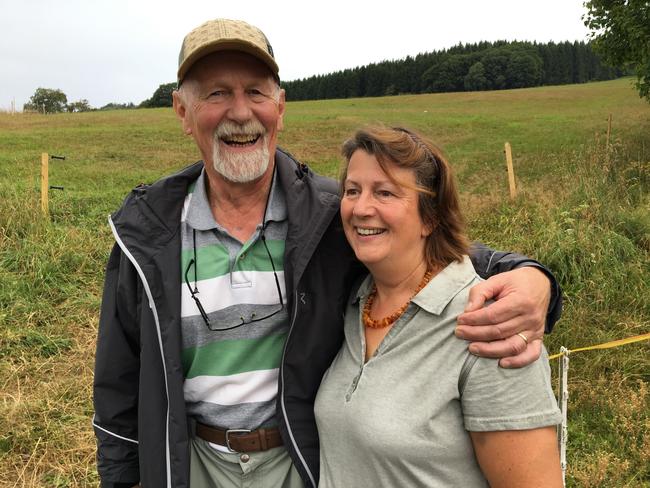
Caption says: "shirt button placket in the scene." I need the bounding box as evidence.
[346,368,364,401]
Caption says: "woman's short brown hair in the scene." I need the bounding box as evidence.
[341,126,469,270]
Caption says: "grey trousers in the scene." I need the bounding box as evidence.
[189,436,305,488]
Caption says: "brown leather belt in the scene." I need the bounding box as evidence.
[195,422,283,453]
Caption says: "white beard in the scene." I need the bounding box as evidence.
[212,120,270,183]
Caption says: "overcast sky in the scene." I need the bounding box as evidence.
[0,0,592,110]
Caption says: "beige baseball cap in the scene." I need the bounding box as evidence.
[177,18,279,85]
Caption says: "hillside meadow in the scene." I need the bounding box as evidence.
[0,78,648,486]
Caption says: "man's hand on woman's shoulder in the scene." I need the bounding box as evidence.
[455,266,551,368]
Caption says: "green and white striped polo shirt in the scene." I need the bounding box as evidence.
[180,168,289,434]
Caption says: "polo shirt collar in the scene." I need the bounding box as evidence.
[185,165,287,231]
[412,255,476,315]
[354,255,476,316]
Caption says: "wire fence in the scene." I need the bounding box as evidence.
[552,332,650,487]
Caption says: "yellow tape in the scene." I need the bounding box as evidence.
[549,332,650,360]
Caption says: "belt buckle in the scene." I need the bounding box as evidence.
[225,429,251,453]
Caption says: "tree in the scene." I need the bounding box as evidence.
[584,0,650,102]
[464,62,489,91]
[140,82,176,108]
[23,87,68,113]
[429,55,470,92]
[67,99,92,112]
[100,102,136,111]
[481,49,510,89]
[505,51,543,88]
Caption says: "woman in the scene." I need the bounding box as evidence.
[314,126,562,487]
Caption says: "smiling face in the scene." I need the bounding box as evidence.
[341,149,431,277]
[173,51,285,183]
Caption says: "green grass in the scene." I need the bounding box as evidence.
[0,78,648,486]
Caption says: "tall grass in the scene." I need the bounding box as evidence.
[0,79,648,486]
[464,132,650,486]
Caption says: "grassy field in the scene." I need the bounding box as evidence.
[0,77,648,486]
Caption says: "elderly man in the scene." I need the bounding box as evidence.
[93,18,561,488]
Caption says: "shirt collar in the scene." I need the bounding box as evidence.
[412,256,477,315]
[185,165,288,231]
[354,255,477,316]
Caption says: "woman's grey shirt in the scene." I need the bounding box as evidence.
[314,256,561,487]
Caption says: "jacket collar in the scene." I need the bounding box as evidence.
[275,148,341,295]
[111,148,341,295]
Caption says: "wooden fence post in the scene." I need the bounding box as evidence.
[41,153,49,216]
[504,142,517,199]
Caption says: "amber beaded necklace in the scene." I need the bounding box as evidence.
[362,269,433,329]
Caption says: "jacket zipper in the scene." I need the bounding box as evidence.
[279,290,317,488]
[109,216,173,488]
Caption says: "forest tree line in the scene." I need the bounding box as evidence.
[25,40,626,112]
[281,40,625,101]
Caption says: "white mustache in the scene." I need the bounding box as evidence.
[214,119,266,139]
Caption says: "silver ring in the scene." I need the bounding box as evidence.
[517,332,529,345]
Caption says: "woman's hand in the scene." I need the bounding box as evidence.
[455,267,551,368]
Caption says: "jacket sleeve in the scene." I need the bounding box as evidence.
[468,242,562,333]
[93,243,142,487]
